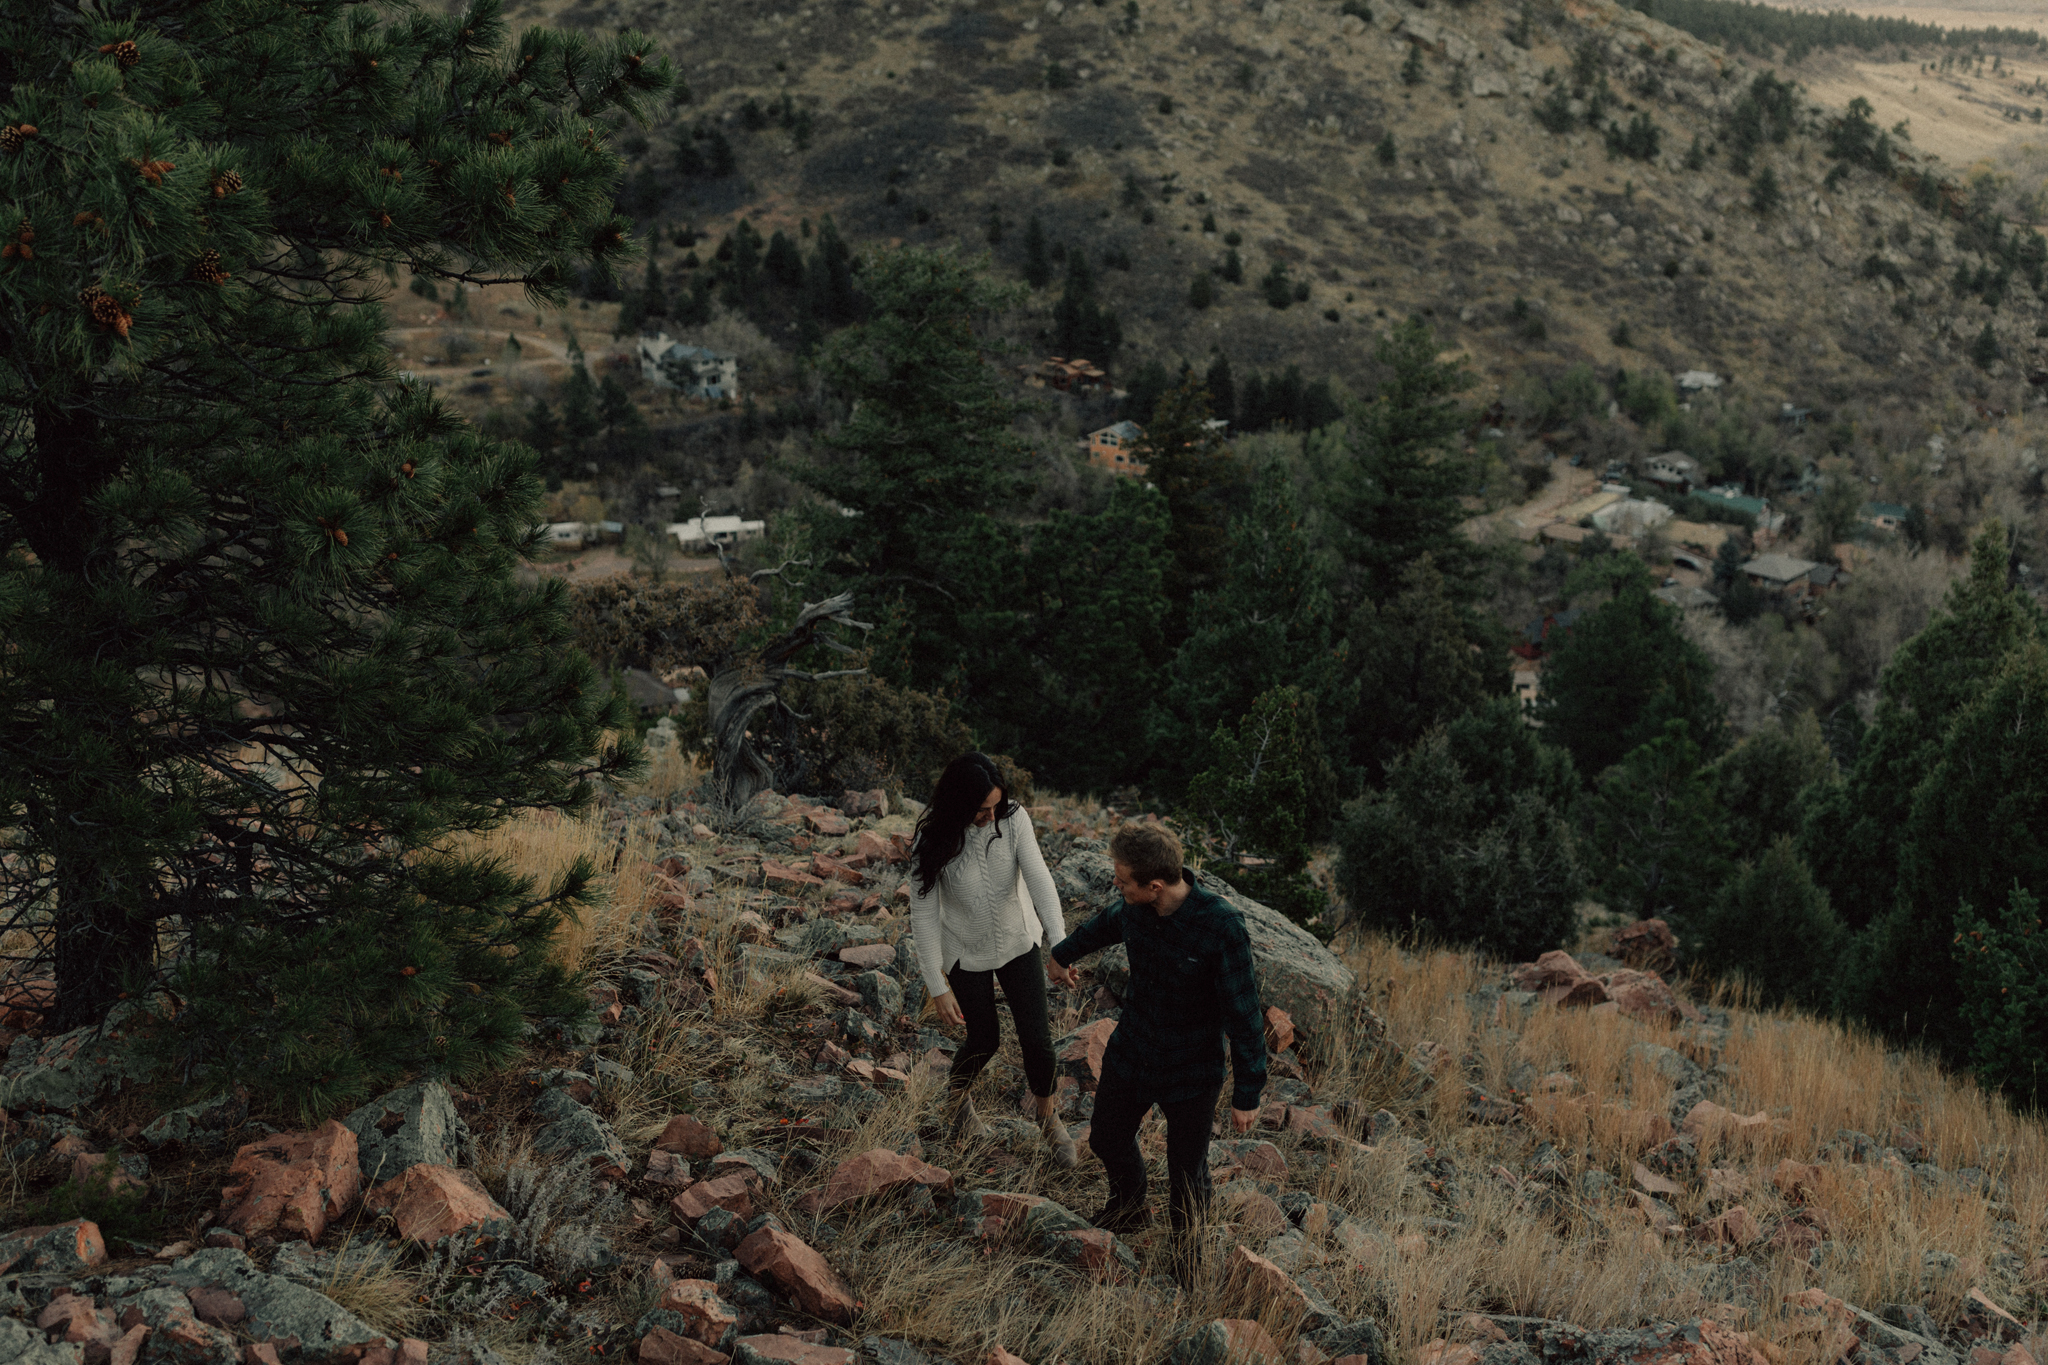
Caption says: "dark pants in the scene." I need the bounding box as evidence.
[946,944,1056,1099]
[1086,1080,1220,1233]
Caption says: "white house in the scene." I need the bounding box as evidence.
[1591,498,1675,538]
[637,333,739,400]
[666,515,766,552]
[544,522,589,548]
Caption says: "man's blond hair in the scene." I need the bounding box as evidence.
[1110,822,1184,887]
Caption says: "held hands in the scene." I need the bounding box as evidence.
[1045,958,1079,988]
[1230,1107,1258,1133]
[932,990,965,1028]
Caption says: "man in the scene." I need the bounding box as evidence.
[1047,821,1266,1249]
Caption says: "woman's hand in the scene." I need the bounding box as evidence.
[932,989,965,1027]
[1046,959,1079,988]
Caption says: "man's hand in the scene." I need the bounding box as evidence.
[932,990,964,1028]
[1046,958,1079,988]
[1230,1107,1258,1133]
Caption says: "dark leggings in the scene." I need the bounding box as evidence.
[946,944,1056,1099]
[1087,1083,1220,1233]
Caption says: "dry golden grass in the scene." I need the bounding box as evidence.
[319,1236,426,1338]
[437,806,656,974]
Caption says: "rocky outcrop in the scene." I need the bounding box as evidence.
[362,1164,508,1244]
[734,1227,857,1325]
[342,1082,474,1184]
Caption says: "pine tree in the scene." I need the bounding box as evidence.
[0,0,665,1101]
[1376,132,1399,166]
[1345,556,1501,778]
[764,230,805,289]
[1204,354,1237,428]
[559,363,602,460]
[1692,837,1845,1010]
[1022,214,1053,290]
[1971,321,2002,367]
[798,249,1032,694]
[1130,376,1241,635]
[1329,316,1484,603]
[803,215,862,327]
[1577,721,1734,925]
[1221,245,1245,284]
[1188,272,1214,309]
[1401,42,1426,85]
[1051,250,1122,362]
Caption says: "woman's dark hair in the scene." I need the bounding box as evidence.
[912,752,1017,897]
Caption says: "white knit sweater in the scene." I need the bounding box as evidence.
[907,810,1065,998]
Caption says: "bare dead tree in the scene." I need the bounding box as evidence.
[707,592,871,810]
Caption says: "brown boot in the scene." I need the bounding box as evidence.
[1040,1110,1079,1168]
[948,1091,990,1142]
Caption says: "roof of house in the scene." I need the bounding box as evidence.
[640,334,735,363]
[1520,607,1584,646]
[1861,500,1912,521]
[1808,563,1841,587]
[1649,451,1699,470]
[1090,420,1144,442]
[1675,370,1723,390]
[1694,489,1770,517]
[1742,552,1821,583]
[666,515,766,540]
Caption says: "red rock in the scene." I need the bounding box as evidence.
[1783,1288,1859,1363]
[1418,1345,1481,1365]
[1605,969,1700,1023]
[1604,1104,1675,1153]
[1060,1019,1117,1082]
[364,1164,509,1244]
[69,1151,146,1196]
[641,1327,731,1365]
[763,860,827,888]
[108,1323,148,1365]
[1293,1339,1331,1365]
[837,944,896,970]
[734,1336,854,1365]
[798,1147,953,1214]
[731,912,775,944]
[1559,978,1611,1008]
[1695,1320,1773,1365]
[0,1218,109,1275]
[1706,1167,1751,1202]
[219,1120,361,1243]
[1682,1101,1779,1146]
[1221,1190,1289,1238]
[1048,1227,1118,1271]
[854,831,892,865]
[887,833,912,864]
[1612,918,1679,971]
[243,1345,284,1365]
[38,1292,111,1343]
[1961,1288,2026,1342]
[810,853,864,885]
[735,1226,857,1324]
[1632,1162,1685,1198]
[646,1149,692,1187]
[806,973,862,1007]
[0,978,53,1030]
[1223,1244,1319,1319]
[186,1287,247,1328]
[1692,1206,1762,1246]
[656,1114,724,1159]
[1263,1006,1296,1054]
[1282,1106,1342,1141]
[987,1351,1031,1365]
[398,1342,428,1365]
[654,1279,739,1347]
[1231,1141,1288,1178]
[2001,1345,2040,1365]
[1513,950,1591,996]
[803,809,852,836]
[670,1172,756,1224]
[1769,1222,1824,1256]
[1214,1321,1283,1364]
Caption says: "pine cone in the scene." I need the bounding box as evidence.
[0,124,35,153]
[98,39,141,68]
[210,169,243,198]
[79,286,133,340]
[191,249,226,285]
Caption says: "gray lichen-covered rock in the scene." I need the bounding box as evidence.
[853,970,902,1019]
[140,1093,249,1151]
[343,1080,474,1184]
[152,1248,386,1362]
[530,1088,629,1175]
[0,1316,83,1365]
[0,1016,155,1113]
[1052,853,1365,1044]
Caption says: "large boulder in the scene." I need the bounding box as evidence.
[734,1226,856,1325]
[363,1164,509,1244]
[795,1148,952,1215]
[342,1081,473,1183]
[155,1247,387,1362]
[1052,854,1364,1046]
[0,1219,107,1275]
[0,1015,155,1113]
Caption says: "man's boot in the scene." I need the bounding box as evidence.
[1039,1110,1078,1168]
[948,1091,990,1142]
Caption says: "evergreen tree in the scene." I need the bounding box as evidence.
[1221,245,1245,284]
[1376,132,1399,166]
[1180,687,1340,931]
[1577,721,1734,926]
[1953,885,2048,1110]
[1346,556,1504,779]
[1188,272,1214,310]
[1237,372,1270,432]
[1706,710,1835,862]
[1539,564,1725,778]
[1751,164,1782,214]
[798,249,1032,694]
[1022,214,1053,290]
[1329,317,1483,603]
[1204,354,1237,428]
[1151,464,1350,787]
[559,363,602,461]
[803,216,862,328]
[1971,321,2002,368]
[1130,376,1242,636]
[0,1,663,1098]
[1401,42,1426,85]
[1051,250,1122,362]
[1120,358,1173,426]
[764,230,805,289]
[1337,728,1585,960]
[1691,837,1845,1010]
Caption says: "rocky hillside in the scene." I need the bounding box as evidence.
[522,0,2048,417]
[3,785,2045,1365]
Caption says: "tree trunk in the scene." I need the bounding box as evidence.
[51,860,158,1032]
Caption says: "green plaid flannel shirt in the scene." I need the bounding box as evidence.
[1050,870,1269,1112]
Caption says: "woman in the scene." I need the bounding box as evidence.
[907,753,1077,1165]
